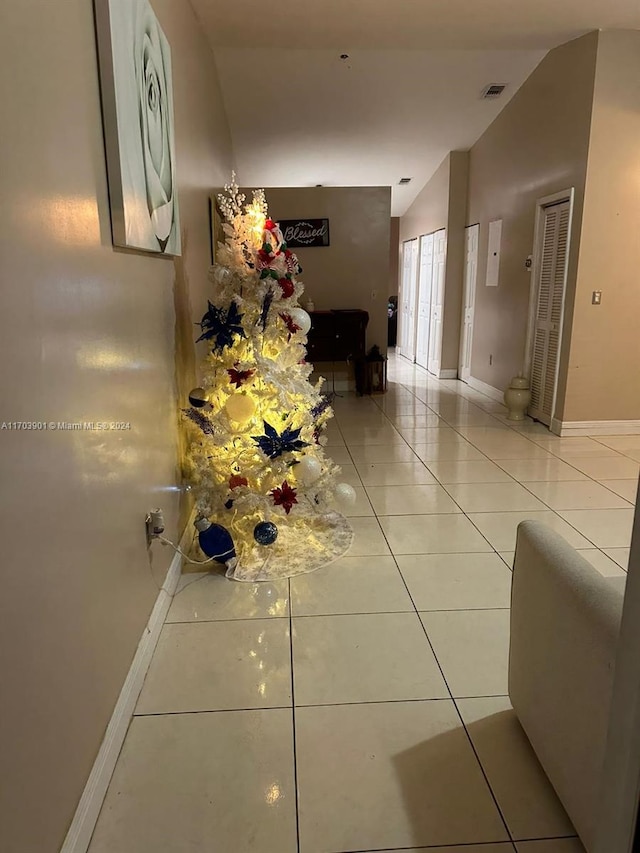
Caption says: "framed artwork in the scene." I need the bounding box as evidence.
[94,0,181,255]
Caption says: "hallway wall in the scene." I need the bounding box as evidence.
[263,186,392,354]
[0,1,232,851]
[564,30,640,423]
[465,32,598,400]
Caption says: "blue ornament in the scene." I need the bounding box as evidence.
[254,521,278,546]
[195,519,236,565]
[196,301,246,352]
[252,420,310,459]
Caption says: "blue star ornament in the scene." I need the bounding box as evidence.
[196,301,246,352]
[252,421,310,459]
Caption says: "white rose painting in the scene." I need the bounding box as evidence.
[95,0,180,255]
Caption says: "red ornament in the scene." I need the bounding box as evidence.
[228,367,255,388]
[278,277,295,298]
[280,313,301,338]
[229,474,248,490]
[265,219,276,231]
[270,480,298,514]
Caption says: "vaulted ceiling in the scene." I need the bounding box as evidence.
[191,0,640,215]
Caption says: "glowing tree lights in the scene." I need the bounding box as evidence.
[182,176,354,581]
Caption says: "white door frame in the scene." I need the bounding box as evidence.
[459,223,479,382]
[398,238,419,362]
[523,188,575,428]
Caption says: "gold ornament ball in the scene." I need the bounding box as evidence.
[225,392,256,423]
[188,387,209,408]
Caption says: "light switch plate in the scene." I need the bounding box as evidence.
[592,291,602,305]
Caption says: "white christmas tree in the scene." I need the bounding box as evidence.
[183,177,354,581]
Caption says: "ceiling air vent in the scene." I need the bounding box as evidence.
[398,177,412,185]
[481,84,506,99]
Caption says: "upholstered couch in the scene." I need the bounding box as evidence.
[509,520,626,851]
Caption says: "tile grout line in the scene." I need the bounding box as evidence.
[288,576,302,853]
[368,479,516,849]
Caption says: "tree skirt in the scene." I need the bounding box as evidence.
[226,510,354,582]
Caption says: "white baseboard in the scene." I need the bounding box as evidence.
[60,513,193,853]
[466,376,505,404]
[437,369,458,380]
[555,419,640,437]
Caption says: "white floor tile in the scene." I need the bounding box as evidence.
[290,555,413,615]
[577,549,627,577]
[333,485,374,517]
[367,483,462,515]
[356,460,436,486]
[325,445,352,463]
[348,443,418,463]
[516,839,585,852]
[499,552,515,569]
[445,482,547,513]
[390,413,445,428]
[360,847,513,853]
[531,437,617,455]
[397,426,462,444]
[522,480,632,510]
[495,457,589,481]
[333,462,362,487]
[296,701,509,853]
[458,697,576,840]
[346,517,391,556]
[340,426,404,445]
[467,511,592,552]
[88,710,297,853]
[420,609,511,697]
[426,459,514,483]
[595,435,640,451]
[413,442,488,462]
[600,478,639,502]
[557,508,635,548]
[620,448,640,463]
[135,620,291,714]
[379,514,493,555]
[603,547,630,569]
[292,613,448,705]
[397,553,512,610]
[166,573,289,622]
[563,456,640,480]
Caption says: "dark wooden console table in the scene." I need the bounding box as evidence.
[306,309,369,364]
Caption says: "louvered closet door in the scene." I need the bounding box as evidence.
[529,201,570,425]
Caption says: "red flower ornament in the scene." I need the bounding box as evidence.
[270,480,298,514]
[228,367,255,388]
[229,474,248,490]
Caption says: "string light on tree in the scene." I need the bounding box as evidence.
[182,175,353,581]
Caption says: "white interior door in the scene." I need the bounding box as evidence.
[428,229,446,375]
[528,200,571,425]
[459,224,479,382]
[415,233,434,369]
[398,238,419,361]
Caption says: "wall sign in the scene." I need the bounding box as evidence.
[280,219,330,248]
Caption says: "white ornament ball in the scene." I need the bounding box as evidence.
[297,455,322,483]
[225,392,256,423]
[334,482,357,508]
[288,308,311,335]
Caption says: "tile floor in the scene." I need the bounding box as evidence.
[88,354,639,853]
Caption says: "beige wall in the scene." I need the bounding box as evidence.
[466,33,598,398]
[563,31,640,422]
[0,2,232,851]
[389,217,400,297]
[263,187,392,354]
[400,157,450,243]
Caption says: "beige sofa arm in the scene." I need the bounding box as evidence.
[509,520,625,851]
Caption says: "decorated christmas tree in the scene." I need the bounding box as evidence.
[182,177,355,581]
